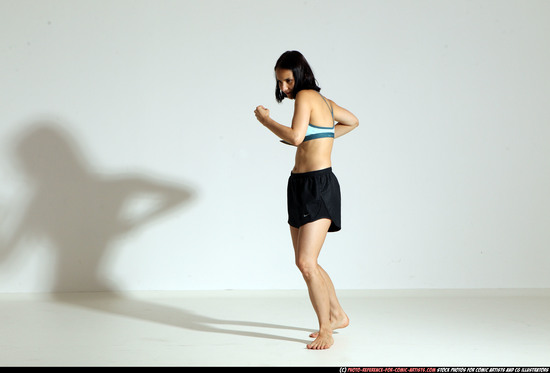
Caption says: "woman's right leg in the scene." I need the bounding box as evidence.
[309,265,349,338]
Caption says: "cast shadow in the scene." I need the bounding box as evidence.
[0,122,310,346]
[1,123,194,292]
[53,291,311,345]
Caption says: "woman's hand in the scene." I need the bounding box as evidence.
[254,105,270,125]
[254,105,297,145]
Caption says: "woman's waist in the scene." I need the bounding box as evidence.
[292,158,332,174]
[290,166,333,177]
[292,140,332,173]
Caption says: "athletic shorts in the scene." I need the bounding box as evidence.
[287,167,341,232]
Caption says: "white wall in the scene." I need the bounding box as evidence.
[1,0,549,292]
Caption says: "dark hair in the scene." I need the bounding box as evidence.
[274,50,321,102]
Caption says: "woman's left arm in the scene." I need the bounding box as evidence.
[255,92,310,146]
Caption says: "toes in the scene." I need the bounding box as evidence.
[306,340,332,350]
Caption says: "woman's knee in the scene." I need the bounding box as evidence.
[295,258,318,279]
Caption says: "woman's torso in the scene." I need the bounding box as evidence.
[292,91,335,173]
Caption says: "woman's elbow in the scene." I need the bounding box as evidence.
[344,119,359,130]
[352,114,359,128]
[290,133,305,146]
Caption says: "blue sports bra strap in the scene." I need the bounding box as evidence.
[318,92,334,124]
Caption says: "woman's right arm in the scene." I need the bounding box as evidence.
[331,100,359,138]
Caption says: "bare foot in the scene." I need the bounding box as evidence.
[309,313,349,338]
[307,330,334,350]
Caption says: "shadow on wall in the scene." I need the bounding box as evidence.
[1,122,195,292]
[0,122,310,345]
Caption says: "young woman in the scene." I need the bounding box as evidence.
[254,51,359,350]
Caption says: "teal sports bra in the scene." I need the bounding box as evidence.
[303,93,335,142]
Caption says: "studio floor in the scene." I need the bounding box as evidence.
[0,289,549,367]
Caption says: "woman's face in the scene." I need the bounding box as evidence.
[276,68,295,99]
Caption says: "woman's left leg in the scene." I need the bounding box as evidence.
[292,218,334,349]
[291,225,349,341]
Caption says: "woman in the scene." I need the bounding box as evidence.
[254,50,359,350]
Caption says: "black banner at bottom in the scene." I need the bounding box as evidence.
[338,368,549,373]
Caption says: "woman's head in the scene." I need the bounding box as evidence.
[274,50,320,102]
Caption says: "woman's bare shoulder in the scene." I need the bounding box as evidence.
[295,89,320,100]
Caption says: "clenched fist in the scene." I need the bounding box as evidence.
[254,105,270,125]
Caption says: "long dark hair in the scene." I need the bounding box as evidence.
[274,51,321,102]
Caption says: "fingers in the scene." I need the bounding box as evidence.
[254,106,270,123]
[254,105,267,113]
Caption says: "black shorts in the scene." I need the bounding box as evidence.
[287,167,341,232]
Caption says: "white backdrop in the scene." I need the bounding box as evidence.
[1,0,549,292]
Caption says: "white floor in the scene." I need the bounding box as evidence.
[0,289,549,367]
